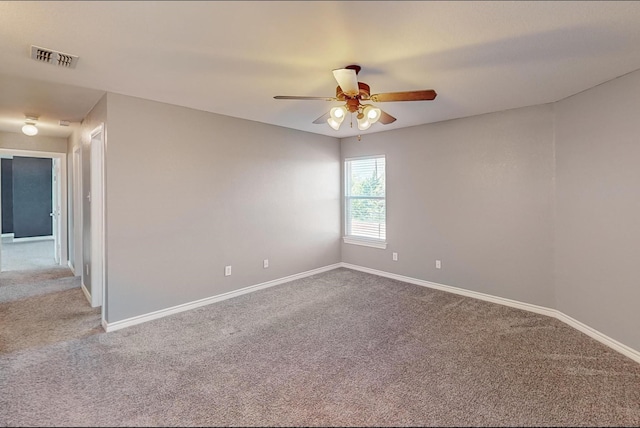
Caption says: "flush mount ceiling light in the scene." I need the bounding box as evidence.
[22,115,39,136]
[274,64,437,132]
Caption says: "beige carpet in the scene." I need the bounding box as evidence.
[0,266,101,353]
[1,268,638,426]
[0,266,77,303]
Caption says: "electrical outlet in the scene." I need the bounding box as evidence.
[436,260,441,269]
[225,265,232,276]
[392,252,398,261]
[263,259,269,269]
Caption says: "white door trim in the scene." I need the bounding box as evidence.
[70,146,82,274]
[90,125,105,309]
[52,158,61,265]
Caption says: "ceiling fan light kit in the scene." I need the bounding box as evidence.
[357,117,371,131]
[331,106,346,119]
[274,64,437,132]
[327,117,342,131]
[328,106,347,130]
[363,105,381,122]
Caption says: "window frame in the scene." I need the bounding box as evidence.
[343,154,387,249]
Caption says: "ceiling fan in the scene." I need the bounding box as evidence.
[274,65,437,131]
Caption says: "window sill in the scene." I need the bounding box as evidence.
[343,236,387,249]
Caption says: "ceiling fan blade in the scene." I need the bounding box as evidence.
[370,90,437,102]
[332,68,359,97]
[378,109,397,124]
[274,95,337,101]
[312,111,331,124]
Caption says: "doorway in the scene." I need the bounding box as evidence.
[83,125,105,309]
[0,149,67,272]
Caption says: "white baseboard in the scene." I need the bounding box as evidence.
[554,311,640,364]
[104,263,342,332]
[341,263,640,364]
[12,235,54,243]
[80,281,91,304]
[99,260,639,364]
[341,263,557,318]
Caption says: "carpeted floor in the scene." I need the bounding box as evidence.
[0,239,58,272]
[0,266,100,354]
[0,266,76,303]
[1,267,639,426]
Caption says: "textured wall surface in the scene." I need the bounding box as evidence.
[71,70,640,354]
[0,132,67,153]
[104,93,341,322]
[555,70,640,351]
[342,105,556,308]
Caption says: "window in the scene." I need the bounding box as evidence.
[344,155,386,249]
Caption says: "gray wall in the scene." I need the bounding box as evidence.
[341,104,556,308]
[341,72,640,353]
[72,71,639,353]
[555,70,640,351]
[104,93,341,322]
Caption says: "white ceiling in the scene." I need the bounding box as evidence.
[2,1,640,139]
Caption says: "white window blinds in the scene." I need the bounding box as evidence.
[344,156,386,242]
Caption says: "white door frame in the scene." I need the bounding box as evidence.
[89,125,105,309]
[52,158,61,264]
[0,148,67,271]
[71,146,82,273]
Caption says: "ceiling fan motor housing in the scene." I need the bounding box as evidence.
[336,82,371,100]
[336,82,371,112]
